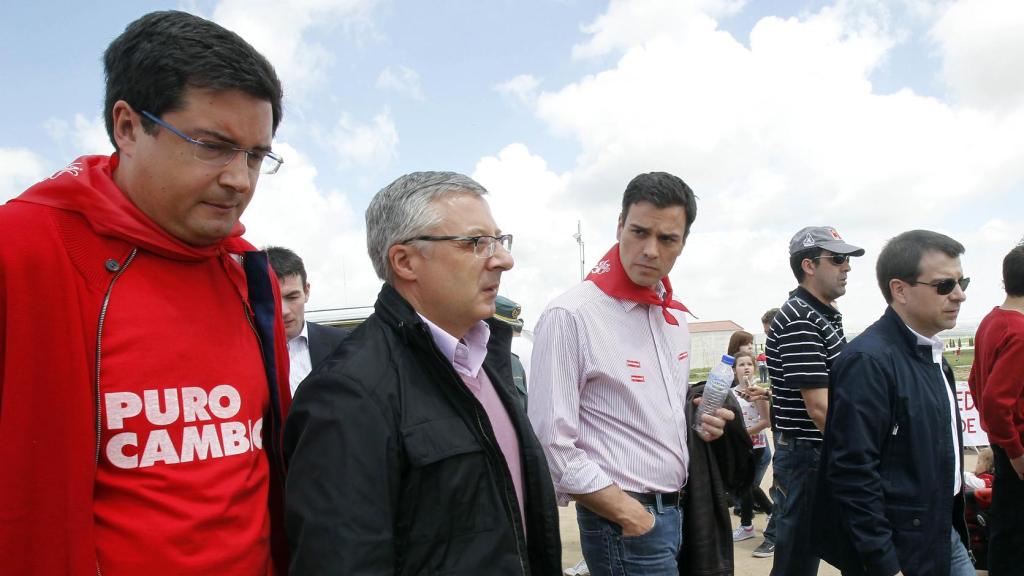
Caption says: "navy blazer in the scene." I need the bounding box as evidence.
[814,306,968,576]
[307,321,349,368]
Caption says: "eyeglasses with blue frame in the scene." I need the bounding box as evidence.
[140,110,283,175]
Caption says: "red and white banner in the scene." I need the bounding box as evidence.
[956,381,989,447]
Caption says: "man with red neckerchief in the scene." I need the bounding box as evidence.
[529,172,734,576]
[0,12,291,576]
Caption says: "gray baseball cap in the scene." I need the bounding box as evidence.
[789,226,865,256]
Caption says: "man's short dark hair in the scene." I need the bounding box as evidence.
[789,247,823,283]
[876,230,965,304]
[266,246,307,286]
[103,10,284,150]
[620,172,697,240]
[1003,244,1024,297]
[761,307,780,326]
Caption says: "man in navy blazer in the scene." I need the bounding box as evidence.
[266,246,349,396]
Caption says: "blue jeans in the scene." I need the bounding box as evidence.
[949,526,975,576]
[577,501,682,576]
[769,435,821,576]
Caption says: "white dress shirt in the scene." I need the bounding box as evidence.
[906,324,962,495]
[287,321,312,397]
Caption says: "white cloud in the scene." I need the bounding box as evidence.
[494,74,542,107]
[212,0,380,101]
[572,0,746,60]
[376,66,425,101]
[0,148,47,203]
[512,0,1024,333]
[472,143,583,327]
[931,0,1024,111]
[330,110,399,169]
[44,114,112,159]
[241,141,381,309]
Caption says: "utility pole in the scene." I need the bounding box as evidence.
[572,220,585,280]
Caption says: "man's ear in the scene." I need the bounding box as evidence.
[889,279,909,305]
[801,258,817,278]
[389,244,420,282]
[303,282,311,303]
[111,100,141,157]
[615,213,625,242]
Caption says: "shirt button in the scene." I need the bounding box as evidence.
[912,518,921,527]
[104,259,120,272]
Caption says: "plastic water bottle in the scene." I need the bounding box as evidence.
[692,354,735,433]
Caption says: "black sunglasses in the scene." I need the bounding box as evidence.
[811,254,851,266]
[908,277,970,295]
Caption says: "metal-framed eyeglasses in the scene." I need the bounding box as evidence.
[403,234,513,259]
[812,254,852,266]
[908,277,970,295]
[140,110,283,175]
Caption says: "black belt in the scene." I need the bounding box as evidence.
[625,490,683,508]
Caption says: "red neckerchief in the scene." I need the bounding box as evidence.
[586,243,690,325]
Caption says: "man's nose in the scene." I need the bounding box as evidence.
[489,245,514,271]
[219,151,254,194]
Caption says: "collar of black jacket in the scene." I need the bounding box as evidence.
[880,305,947,365]
[791,285,843,321]
[372,282,514,366]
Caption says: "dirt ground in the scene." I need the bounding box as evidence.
[557,447,985,576]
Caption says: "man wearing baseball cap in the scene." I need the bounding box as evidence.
[760,226,864,575]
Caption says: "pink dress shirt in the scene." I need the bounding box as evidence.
[418,315,525,525]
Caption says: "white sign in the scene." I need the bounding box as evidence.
[956,381,989,447]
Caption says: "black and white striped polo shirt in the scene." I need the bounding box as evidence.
[766,286,847,442]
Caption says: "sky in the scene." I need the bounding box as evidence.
[2,0,1023,335]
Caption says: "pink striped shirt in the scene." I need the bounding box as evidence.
[528,281,691,505]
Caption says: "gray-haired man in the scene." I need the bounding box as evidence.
[284,172,561,575]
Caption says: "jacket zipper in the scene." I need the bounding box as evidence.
[94,248,138,576]
[423,327,528,576]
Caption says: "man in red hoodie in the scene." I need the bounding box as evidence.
[0,11,292,576]
[970,242,1024,576]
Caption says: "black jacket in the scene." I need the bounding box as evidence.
[677,384,752,576]
[284,284,562,575]
[814,306,969,576]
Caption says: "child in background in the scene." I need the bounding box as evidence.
[731,350,773,541]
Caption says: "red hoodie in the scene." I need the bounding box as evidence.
[0,155,291,575]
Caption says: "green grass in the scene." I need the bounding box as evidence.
[943,348,974,381]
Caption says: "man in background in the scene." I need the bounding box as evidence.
[266,245,349,396]
[970,242,1024,575]
[494,294,529,410]
[765,226,864,573]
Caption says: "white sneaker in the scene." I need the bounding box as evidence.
[564,559,590,576]
[732,525,755,541]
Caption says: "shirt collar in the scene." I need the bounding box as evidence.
[793,286,843,321]
[288,321,309,345]
[418,314,491,377]
[904,322,945,363]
